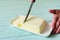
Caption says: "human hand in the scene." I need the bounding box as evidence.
[49,9,60,34]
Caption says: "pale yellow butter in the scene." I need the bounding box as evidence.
[11,15,47,34]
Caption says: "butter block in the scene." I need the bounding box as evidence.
[11,15,52,37]
[11,16,52,37]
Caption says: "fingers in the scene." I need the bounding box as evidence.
[56,21,60,33]
[49,10,56,14]
[56,26,60,33]
[51,15,58,33]
[52,15,58,28]
[51,10,59,34]
[52,20,60,34]
[49,9,60,14]
[49,9,60,34]
[52,27,57,34]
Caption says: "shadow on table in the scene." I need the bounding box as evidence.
[48,34,60,38]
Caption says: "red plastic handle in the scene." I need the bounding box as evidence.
[30,0,35,3]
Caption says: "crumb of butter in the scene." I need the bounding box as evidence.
[18,23,22,27]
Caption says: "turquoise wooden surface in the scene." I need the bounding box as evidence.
[0,0,60,40]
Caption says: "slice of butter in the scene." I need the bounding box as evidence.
[11,15,52,37]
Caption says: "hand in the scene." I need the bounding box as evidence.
[49,9,60,34]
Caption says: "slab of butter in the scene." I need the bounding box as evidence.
[11,15,52,37]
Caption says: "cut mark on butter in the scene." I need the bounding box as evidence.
[27,16,36,21]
